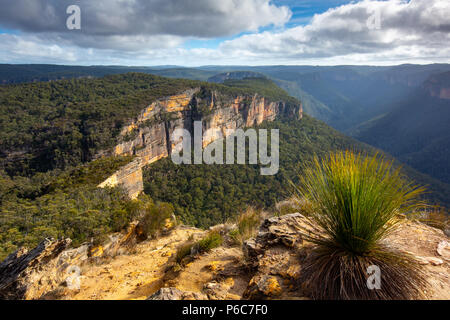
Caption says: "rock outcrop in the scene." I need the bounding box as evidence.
[242,213,308,299]
[98,88,303,198]
[0,214,448,300]
[0,222,148,300]
[242,213,450,300]
[0,238,72,300]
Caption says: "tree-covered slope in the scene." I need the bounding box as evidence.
[0,72,448,263]
[0,73,297,177]
[0,64,217,84]
[0,73,301,260]
[143,115,450,228]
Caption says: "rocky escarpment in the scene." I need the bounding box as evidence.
[98,88,303,198]
[423,71,450,100]
[0,214,448,300]
[0,238,72,300]
[0,221,149,300]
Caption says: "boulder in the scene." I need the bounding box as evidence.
[243,213,307,267]
[203,277,236,300]
[242,213,308,299]
[244,275,282,300]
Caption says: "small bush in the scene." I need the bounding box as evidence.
[196,231,223,253]
[229,208,261,245]
[175,242,194,264]
[174,231,223,266]
[139,202,174,239]
[275,196,315,217]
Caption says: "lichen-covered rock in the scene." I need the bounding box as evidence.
[242,238,264,265]
[204,281,230,300]
[203,277,237,300]
[148,287,208,300]
[242,213,309,299]
[243,213,307,268]
[244,275,282,299]
[257,213,306,247]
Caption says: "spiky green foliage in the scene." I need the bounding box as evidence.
[295,151,427,254]
[294,151,429,299]
[174,230,223,266]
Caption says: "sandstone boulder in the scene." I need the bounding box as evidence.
[242,213,309,299]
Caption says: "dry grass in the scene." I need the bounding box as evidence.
[414,206,449,235]
[300,245,428,300]
[229,207,261,245]
[275,195,315,217]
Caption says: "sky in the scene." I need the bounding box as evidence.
[0,0,449,66]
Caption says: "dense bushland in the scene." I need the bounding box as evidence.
[144,116,449,228]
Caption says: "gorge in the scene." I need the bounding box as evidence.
[98,88,303,199]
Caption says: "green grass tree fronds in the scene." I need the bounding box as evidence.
[293,151,429,300]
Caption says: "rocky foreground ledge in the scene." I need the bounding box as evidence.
[0,214,449,300]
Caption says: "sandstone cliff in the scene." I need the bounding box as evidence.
[98,88,303,198]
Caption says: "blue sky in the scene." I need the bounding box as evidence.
[276,0,357,26]
[0,0,448,66]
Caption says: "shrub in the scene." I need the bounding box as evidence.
[139,202,174,239]
[196,231,223,253]
[173,231,223,267]
[175,242,194,265]
[275,196,314,217]
[229,207,261,245]
[294,151,429,300]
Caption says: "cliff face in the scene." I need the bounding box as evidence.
[423,71,450,100]
[99,88,303,198]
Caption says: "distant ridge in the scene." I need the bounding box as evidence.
[207,71,267,83]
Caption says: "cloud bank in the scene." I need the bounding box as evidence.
[0,0,449,65]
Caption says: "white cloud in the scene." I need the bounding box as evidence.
[0,0,449,66]
[217,0,450,63]
[0,0,291,38]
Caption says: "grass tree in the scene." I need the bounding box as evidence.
[294,151,429,300]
